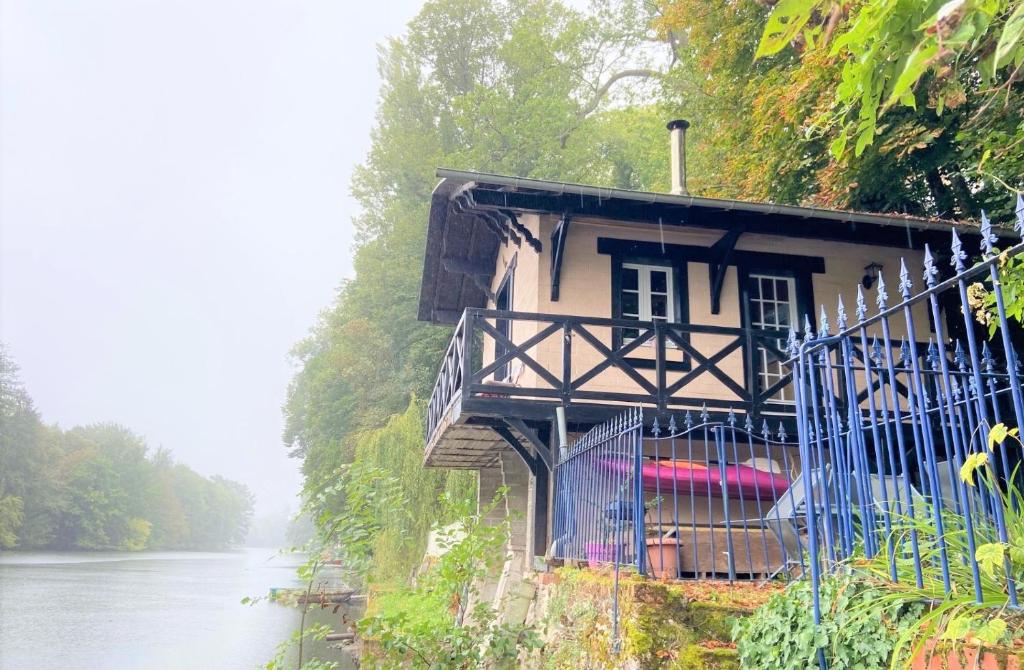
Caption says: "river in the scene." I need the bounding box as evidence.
[0,548,357,670]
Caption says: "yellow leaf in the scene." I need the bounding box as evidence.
[961,452,989,486]
[988,423,1019,451]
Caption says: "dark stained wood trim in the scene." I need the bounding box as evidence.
[597,237,826,274]
[549,214,571,301]
[467,186,967,250]
[709,229,743,315]
[505,418,553,471]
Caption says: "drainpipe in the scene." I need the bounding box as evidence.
[555,406,568,462]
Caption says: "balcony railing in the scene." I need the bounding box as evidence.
[426,308,800,443]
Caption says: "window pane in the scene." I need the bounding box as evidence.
[761,304,776,327]
[622,267,639,291]
[761,277,775,300]
[623,327,640,340]
[651,294,667,318]
[622,291,639,315]
[650,270,667,293]
[776,279,789,301]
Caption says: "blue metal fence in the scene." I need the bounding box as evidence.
[790,201,1024,666]
[552,408,803,582]
[549,198,1024,666]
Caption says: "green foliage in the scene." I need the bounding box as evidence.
[821,424,1024,666]
[285,0,669,506]
[0,494,24,549]
[358,489,541,669]
[262,623,339,670]
[657,0,1024,219]
[756,0,1024,158]
[0,344,253,551]
[733,575,924,670]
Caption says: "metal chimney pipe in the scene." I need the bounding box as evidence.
[667,119,690,196]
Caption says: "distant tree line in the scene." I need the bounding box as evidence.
[0,345,253,551]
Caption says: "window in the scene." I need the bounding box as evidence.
[494,261,515,381]
[620,263,675,341]
[748,274,797,402]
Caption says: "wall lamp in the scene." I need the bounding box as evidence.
[862,262,884,290]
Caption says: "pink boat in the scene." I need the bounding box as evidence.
[600,458,790,501]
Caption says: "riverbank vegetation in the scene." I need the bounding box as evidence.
[280,0,1024,666]
[0,345,253,551]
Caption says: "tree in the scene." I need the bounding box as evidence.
[0,344,254,551]
[285,0,673,513]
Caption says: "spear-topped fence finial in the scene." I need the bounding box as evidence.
[684,410,693,429]
[1015,193,1024,236]
[727,407,737,427]
[837,295,848,330]
[787,327,800,357]
[819,305,830,335]
[923,244,939,287]
[954,340,968,371]
[700,403,710,423]
[876,272,889,310]
[899,338,910,366]
[980,210,999,257]
[898,258,913,298]
[668,414,677,434]
[982,341,995,373]
[651,416,661,437]
[803,314,815,344]
[927,339,939,370]
[870,336,883,367]
[951,229,967,271]
[777,422,787,442]
[761,419,771,441]
[856,285,868,322]
[744,413,754,432]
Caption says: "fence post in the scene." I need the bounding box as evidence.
[633,408,647,576]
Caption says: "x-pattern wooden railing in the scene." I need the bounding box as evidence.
[426,308,809,441]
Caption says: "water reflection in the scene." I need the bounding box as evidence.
[0,548,354,670]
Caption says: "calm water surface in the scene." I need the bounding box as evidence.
[0,548,354,670]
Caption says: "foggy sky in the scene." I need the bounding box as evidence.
[0,0,424,516]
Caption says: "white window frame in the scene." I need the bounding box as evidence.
[620,262,675,346]
[749,273,798,403]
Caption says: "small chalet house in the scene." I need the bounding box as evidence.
[417,121,989,580]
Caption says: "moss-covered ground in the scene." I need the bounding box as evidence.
[530,567,782,669]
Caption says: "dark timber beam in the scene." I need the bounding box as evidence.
[493,425,542,477]
[464,186,980,250]
[549,214,571,301]
[504,418,554,471]
[708,229,742,315]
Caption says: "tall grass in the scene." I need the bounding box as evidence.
[841,434,1024,667]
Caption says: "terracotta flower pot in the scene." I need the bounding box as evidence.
[911,640,1022,670]
[646,537,683,579]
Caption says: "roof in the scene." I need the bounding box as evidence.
[418,168,1002,324]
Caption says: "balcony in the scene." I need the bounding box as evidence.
[425,308,798,462]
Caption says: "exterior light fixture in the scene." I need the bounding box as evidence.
[862,262,883,289]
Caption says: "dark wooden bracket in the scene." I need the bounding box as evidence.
[501,209,542,253]
[504,418,554,471]
[549,213,571,301]
[493,425,542,477]
[709,229,743,315]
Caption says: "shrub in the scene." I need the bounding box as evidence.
[733,575,923,670]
